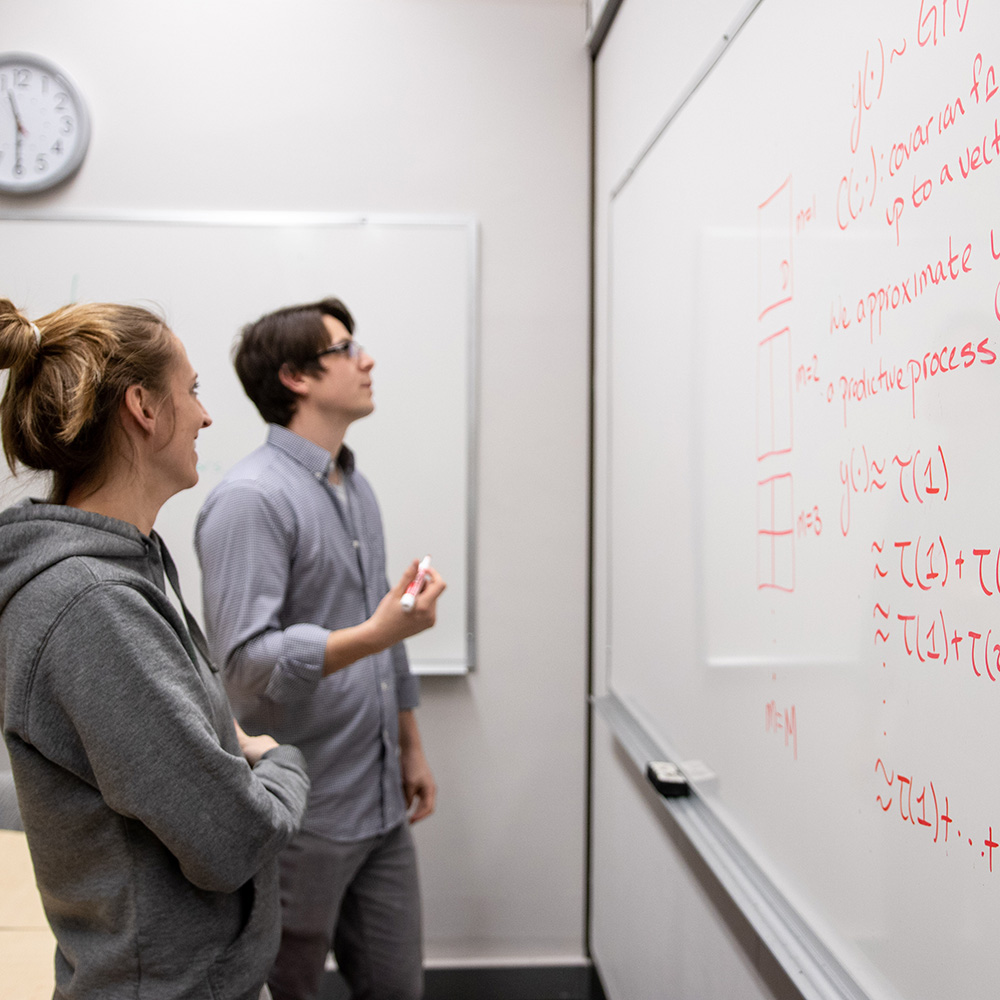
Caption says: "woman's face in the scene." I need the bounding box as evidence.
[152,337,212,496]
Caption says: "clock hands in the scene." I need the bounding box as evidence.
[7,91,28,175]
[8,91,27,133]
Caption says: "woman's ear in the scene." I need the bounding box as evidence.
[122,384,158,435]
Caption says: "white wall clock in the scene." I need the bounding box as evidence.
[0,52,91,195]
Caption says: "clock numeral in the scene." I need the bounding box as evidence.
[35,154,48,173]
[13,160,24,177]
[60,115,74,135]
[51,139,64,156]
[14,68,30,88]
[54,92,70,112]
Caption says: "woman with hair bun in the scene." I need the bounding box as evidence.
[0,299,309,1000]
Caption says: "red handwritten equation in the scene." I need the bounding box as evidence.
[849,0,975,153]
[873,601,1000,683]
[875,756,1000,871]
[840,0,988,246]
[747,0,1000,876]
[834,0,1000,443]
[849,22,909,154]
[873,536,1000,595]
[840,444,949,535]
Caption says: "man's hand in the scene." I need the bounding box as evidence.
[322,560,446,676]
[373,560,447,647]
[399,709,436,823]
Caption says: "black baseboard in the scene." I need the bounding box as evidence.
[319,963,607,1000]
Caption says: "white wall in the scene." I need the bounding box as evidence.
[590,0,804,995]
[1,0,591,966]
[591,718,803,1000]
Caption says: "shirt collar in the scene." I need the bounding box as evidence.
[266,423,355,479]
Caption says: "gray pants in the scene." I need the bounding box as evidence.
[268,822,423,1000]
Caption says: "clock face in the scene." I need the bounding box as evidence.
[0,53,90,195]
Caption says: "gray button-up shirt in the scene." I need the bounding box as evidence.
[195,424,419,841]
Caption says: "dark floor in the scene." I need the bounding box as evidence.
[319,964,607,1000]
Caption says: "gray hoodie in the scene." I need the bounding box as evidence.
[0,501,310,999]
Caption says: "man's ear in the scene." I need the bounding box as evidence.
[278,363,311,397]
[122,384,158,434]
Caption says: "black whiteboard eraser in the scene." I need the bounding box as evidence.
[646,761,690,798]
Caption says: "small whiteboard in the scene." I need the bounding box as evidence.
[0,211,478,674]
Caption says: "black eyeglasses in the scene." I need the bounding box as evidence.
[316,340,365,361]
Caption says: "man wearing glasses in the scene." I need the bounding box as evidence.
[195,297,445,1000]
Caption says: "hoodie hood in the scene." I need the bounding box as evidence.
[0,500,160,618]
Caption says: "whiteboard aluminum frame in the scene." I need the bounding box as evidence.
[609,0,764,202]
[586,0,625,57]
[0,208,480,676]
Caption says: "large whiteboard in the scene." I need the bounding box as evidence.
[0,212,477,674]
[601,1,1000,997]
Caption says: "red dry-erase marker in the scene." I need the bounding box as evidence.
[400,555,432,611]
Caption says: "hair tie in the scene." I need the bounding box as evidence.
[29,322,41,345]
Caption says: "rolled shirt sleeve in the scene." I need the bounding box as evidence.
[195,425,418,840]
[196,480,330,704]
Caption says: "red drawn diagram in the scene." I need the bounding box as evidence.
[757,473,795,592]
[757,175,794,320]
[756,176,796,593]
[757,326,794,460]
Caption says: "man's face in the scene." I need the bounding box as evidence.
[304,315,376,424]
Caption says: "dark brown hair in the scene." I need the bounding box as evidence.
[233,297,355,426]
[0,298,177,503]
